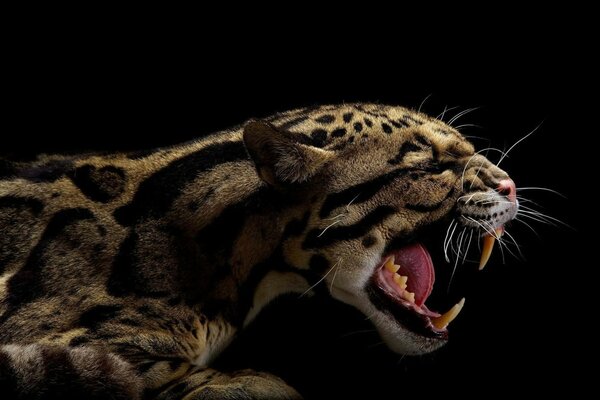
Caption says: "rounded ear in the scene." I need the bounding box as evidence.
[243,120,332,186]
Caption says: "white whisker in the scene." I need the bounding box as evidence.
[418,93,432,113]
[497,121,544,166]
[516,187,566,198]
[448,107,480,126]
[436,105,460,121]
[317,220,343,237]
[299,258,341,298]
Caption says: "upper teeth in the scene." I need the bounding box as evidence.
[393,273,408,289]
[384,256,415,303]
[479,227,504,270]
[384,256,400,273]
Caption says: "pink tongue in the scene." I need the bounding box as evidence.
[395,243,435,307]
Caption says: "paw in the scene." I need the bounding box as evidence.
[190,369,301,400]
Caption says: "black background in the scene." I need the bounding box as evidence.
[2,16,592,397]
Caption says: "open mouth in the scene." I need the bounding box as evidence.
[369,225,504,339]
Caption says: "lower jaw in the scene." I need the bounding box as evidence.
[366,282,449,340]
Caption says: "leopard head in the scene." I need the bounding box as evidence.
[243,104,518,355]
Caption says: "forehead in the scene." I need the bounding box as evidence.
[270,103,466,149]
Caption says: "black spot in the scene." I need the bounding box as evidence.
[0,349,18,396]
[343,112,354,123]
[40,346,86,397]
[165,382,190,399]
[96,225,107,237]
[4,208,94,309]
[362,235,377,248]
[107,232,138,297]
[391,119,409,128]
[188,187,215,213]
[315,114,335,124]
[68,336,90,347]
[79,305,122,330]
[353,122,363,132]
[40,322,53,330]
[405,188,455,212]
[282,212,310,238]
[434,128,451,136]
[310,129,328,148]
[114,141,247,226]
[348,136,355,144]
[364,118,373,127]
[279,115,309,130]
[493,213,498,217]
[320,167,411,218]
[51,192,61,198]
[196,189,271,267]
[402,115,424,125]
[388,142,422,165]
[331,128,347,138]
[69,165,126,203]
[415,134,431,146]
[188,200,199,212]
[18,159,73,183]
[0,196,44,215]
[107,230,171,298]
[305,206,396,249]
[136,362,155,374]
[309,254,330,273]
[381,123,393,134]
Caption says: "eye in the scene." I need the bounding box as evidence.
[429,160,459,174]
[427,161,445,173]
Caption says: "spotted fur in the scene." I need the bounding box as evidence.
[0,103,514,399]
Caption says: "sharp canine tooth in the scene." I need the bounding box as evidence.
[393,273,408,289]
[385,256,400,273]
[402,291,415,303]
[431,298,465,330]
[479,234,496,270]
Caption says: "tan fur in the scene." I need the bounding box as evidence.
[0,103,514,398]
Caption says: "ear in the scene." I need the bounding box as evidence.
[243,120,332,186]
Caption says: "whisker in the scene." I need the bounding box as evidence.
[448,107,480,126]
[496,121,544,166]
[514,218,541,237]
[444,221,458,262]
[503,229,525,259]
[516,187,566,198]
[329,259,343,292]
[299,258,341,298]
[418,93,433,113]
[518,207,569,226]
[346,193,361,212]
[457,125,483,131]
[317,220,343,237]
[517,212,557,226]
[463,229,474,265]
[448,227,467,291]
[460,147,508,189]
[436,105,460,121]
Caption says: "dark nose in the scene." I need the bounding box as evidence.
[497,179,516,203]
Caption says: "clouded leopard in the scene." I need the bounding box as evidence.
[0,103,518,399]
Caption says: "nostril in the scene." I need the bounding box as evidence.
[497,179,517,203]
[498,187,511,196]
